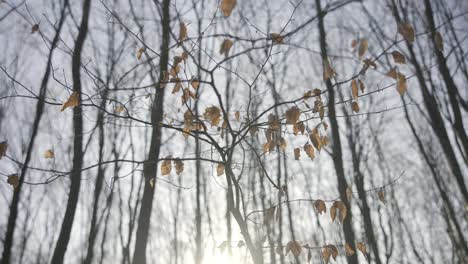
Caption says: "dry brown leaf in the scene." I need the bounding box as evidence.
[31,24,39,34]
[220,39,234,56]
[178,21,187,42]
[345,243,355,256]
[190,79,200,89]
[378,189,385,204]
[203,106,221,127]
[270,33,284,44]
[115,105,125,113]
[351,79,359,99]
[322,246,331,264]
[397,73,407,95]
[293,122,305,135]
[323,58,336,81]
[285,106,301,125]
[286,241,302,257]
[330,201,347,223]
[434,31,444,52]
[161,156,172,175]
[359,79,365,93]
[174,159,184,175]
[398,22,415,43]
[44,149,55,159]
[351,102,360,113]
[137,47,145,60]
[0,141,7,159]
[7,174,19,189]
[294,148,300,160]
[358,38,368,59]
[391,50,406,64]
[310,128,322,151]
[314,199,326,214]
[279,138,287,151]
[356,242,367,255]
[217,163,225,176]
[234,111,240,121]
[220,0,237,17]
[386,68,398,79]
[304,143,315,160]
[61,91,80,111]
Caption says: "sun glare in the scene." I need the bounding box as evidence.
[205,251,237,264]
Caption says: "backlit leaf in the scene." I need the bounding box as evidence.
[61,91,80,111]
[220,0,237,17]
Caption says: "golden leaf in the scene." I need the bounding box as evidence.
[161,156,172,176]
[293,148,300,160]
[0,141,7,159]
[285,106,301,124]
[115,105,125,113]
[220,39,234,56]
[61,91,80,111]
[304,143,315,160]
[398,22,415,43]
[358,38,368,59]
[397,73,407,95]
[351,102,360,113]
[220,0,237,17]
[330,201,347,222]
[345,243,355,256]
[217,163,225,176]
[31,24,39,34]
[351,79,359,99]
[378,189,385,204]
[203,106,221,127]
[7,174,19,189]
[174,159,184,175]
[44,149,55,159]
[178,21,187,42]
[356,242,367,255]
[391,50,406,64]
[137,47,145,60]
[286,241,302,257]
[314,199,326,214]
[270,33,284,44]
[434,31,443,52]
[234,111,240,121]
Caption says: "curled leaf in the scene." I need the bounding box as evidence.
[161,156,172,175]
[398,22,415,43]
[204,106,222,127]
[345,243,355,256]
[294,148,300,160]
[137,47,145,60]
[285,106,301,124]
[434,31,443,52]
[179,21,187,42]
[358,38,368,59]
[314,199,326,214]
[351,79,359,99]
[286,241,302,257]
[351,102,360,113]
[174,159,184,175]
[270,33,284,44]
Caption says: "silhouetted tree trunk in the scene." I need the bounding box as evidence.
[51,0,91,262]
[132,0,170,263]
